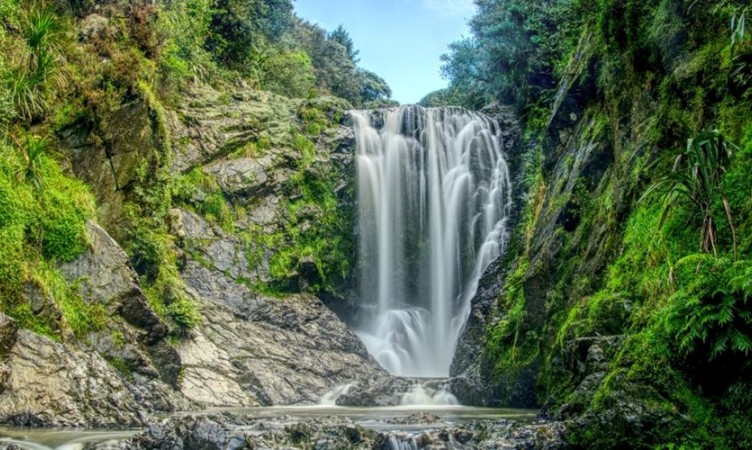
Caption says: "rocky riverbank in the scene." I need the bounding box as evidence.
[36,411,564,450]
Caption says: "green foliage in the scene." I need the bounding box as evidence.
[173,168,233,231]
[8,302,56,337]
[159,0,217,86]
[643,130,739,257]
[293,21,358,104]
[290,21,393,106]
[298,104,329,135]
[259,49,316,98]
[205,0,294,69]
[447,1,752,447]
[663,255,752,360]
[441,1,566,109]
[33,264,108,337]
[440,37,489,108]
[356,68,392,104]
[327,25,359,63]
[5,2,67,122]
[35,166,94,262]
[144,269,202,335]
[730,6,749,49]
[14,133,47,191]
[1,135,94,264]
[0,135,97,336]
[418,87,468,108]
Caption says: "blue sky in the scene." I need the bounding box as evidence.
[294,0,475,104]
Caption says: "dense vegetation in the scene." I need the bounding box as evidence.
[0,0,392,339]
[428,0,752,448]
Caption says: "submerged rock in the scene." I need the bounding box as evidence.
[387,413,444,425]
[125,413,568,450]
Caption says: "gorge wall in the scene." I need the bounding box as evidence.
[0,76,391,425]
[445,3,752,448]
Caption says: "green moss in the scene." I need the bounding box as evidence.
[33,264,108,338]
[8,302,56,338]
[298,105,329,136]
[35,160,95,262]
[173,167,234,231]
[143,269,201,335]
[243,167,354,297]
[0,136,98,336]
[106,356,133,379]
[486,258,539,380]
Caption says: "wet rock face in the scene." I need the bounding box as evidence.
[59,222,183,390]
[60,222,169,345]
[0,325,147,427]
[0,224,191,428]
[167,86,357,295]
[17,80,371,425]
[175,289,386,407]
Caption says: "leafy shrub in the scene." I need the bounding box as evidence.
[7,2,67,121]
[643,130,739,257]
[159,0,217,87]
[664,255,752,360]
[260,49,316,98]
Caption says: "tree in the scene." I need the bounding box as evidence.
[328,25,359,63]
[418,88,467,107]
[205,0,294,69]
[260,49,316,98]
[441,0,564,108]
[356,68,391,103]
[440,38,487,108]
[293,20,360,104]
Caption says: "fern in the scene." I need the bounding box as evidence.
[667,257,752,361]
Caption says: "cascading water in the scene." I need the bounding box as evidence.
[352,106,512,378]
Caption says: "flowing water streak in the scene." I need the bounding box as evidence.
[352,106,512,378]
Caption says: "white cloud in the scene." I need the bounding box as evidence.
[421,0,476,17]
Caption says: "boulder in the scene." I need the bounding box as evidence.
[0,330,147,427]
[59,222,168,345]
[203,157,269,198]
[176,291,386,407]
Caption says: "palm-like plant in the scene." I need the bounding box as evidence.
[15,133,48,191]
[9,3,65,121]
[643,130,738,259]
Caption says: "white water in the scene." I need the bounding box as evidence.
[319,383,355,406]
[352,106,512,378]
[400,384,459,406]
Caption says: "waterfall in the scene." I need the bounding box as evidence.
[352,106,512,378]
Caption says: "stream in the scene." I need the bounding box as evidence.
[0,406,538,449]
